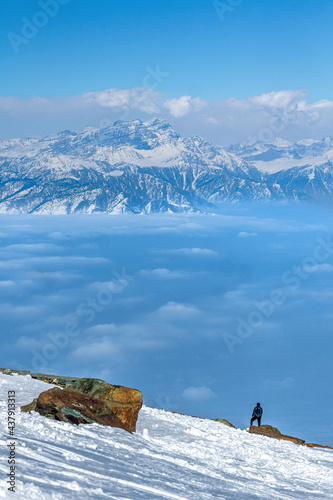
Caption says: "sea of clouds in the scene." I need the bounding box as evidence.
[0,203,332,444]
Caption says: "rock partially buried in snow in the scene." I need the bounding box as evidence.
[212,418,236,428]
[249,425,305,444]
[65,378,143,433]
[12,370,143,433]
[249,424,328,447]
[303,442,333,450]
[21,388,131,431]
[1,368,13,375]
[249,425,333,449]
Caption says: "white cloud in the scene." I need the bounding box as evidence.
[206,117,219,125]
[162,247,219,257]
[48,232,71,241]
[138,268,188,279]
[222,289,248,301]
[163,96,207,118]
[182,386,217,401]
[72,339,118,360]
[0,303,47,318]
[237,232,258,238]
[2,87,333,145]
[28,271,82,281]
[83,324,117,336]
[248,90,308,112]
[83,87,161,114]
[304,263,333,273]
[156,302,200,318]
[0,280,15,288]
[2,243,62,253]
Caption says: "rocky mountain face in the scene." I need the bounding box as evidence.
[1,118,333,213]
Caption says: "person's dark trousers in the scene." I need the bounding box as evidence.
[251,416,262,426]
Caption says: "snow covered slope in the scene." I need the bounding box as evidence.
[0,373,332,499]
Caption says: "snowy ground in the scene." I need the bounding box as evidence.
[0,374,332,499]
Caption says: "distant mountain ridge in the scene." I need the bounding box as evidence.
[0,118,333,213]
[227,136,333,172]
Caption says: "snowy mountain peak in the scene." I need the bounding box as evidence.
[271,137,293,148]
[1,120,333,213]
[296,138,318,146]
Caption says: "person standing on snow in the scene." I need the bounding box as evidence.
[251,402,263,426]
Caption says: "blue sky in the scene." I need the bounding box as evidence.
[1,0,333,142]
[1,204,333,445]
[2,0,333,101]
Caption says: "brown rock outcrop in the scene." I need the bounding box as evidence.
[15,371,143,432]
[249,425,333,449]
[21,388,131,432]
[65,378,142,433]
[249,425,306,445]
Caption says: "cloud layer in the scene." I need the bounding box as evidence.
[0,204,332,443]
[2,88,333,145]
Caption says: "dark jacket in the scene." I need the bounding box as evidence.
[252,405,263,418]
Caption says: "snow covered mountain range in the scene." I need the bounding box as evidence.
[1,118,333,213]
